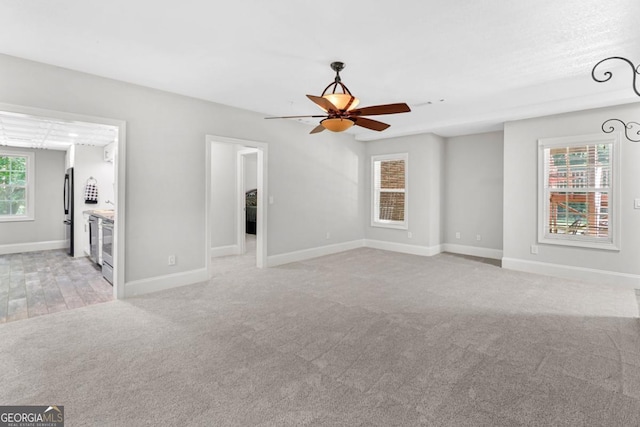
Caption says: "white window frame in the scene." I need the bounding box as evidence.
[0,150,35,222]
[371,153,408,229]
[537,133,620,250]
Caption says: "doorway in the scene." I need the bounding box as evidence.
[206,135,268,275]
[0,103,126,300]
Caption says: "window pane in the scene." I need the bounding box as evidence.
[547,144,611,189]
[0,153,33,220]
[11,171,26,185]
[373,154,407,227]
[11,201,26,215]
[10,156,26,172]
[548,191,608,237]
[10,187,25,201]
[380,160,405,189]
[379,192,405,221]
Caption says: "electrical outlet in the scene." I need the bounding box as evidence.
[476,234,481,241]
[455,232,461,239]
[635,198,640,209]
[168,255,176,266]
[408,231,412,238]
[530,245,538,255]
[325,232,330,239]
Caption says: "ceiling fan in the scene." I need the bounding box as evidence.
[266,61,411,134]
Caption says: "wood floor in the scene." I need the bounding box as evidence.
[0,249,113,323]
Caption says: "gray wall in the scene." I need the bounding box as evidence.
[365,133,445,249]
[268,130,365,255]
[210,142,238,248]
[244,152,257,192]
[0,53,365,283]
[503,103,640,276]
[0,146,65,245]
[444,131,504,250]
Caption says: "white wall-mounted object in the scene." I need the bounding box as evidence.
[65,144,75,169]
[104,142,116,162]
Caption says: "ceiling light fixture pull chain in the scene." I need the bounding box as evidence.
[592,56,640,142]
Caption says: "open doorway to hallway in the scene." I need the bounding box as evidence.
[206,135,268,273]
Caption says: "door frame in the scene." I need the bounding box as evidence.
[0,102,127,299]
[205,135,268,273]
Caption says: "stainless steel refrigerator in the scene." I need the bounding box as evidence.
[63,167,74,256]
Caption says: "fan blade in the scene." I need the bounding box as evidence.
[348,103,411,117]
[306,95,340,113]
[310,124,326,134]
[352,117,390,131]
[265,115,327,119]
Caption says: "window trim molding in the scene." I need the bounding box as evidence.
[0,150,35,222]
[371,152,409,230]
[537,132,621,251]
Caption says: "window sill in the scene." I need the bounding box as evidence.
[539,235,619,251]
[0,215,34,223]
[371,221,408,230]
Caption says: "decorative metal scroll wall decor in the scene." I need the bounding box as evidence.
[601,118,640,142]
[591,56,640,142]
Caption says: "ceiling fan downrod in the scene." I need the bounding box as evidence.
[322,61,353,97]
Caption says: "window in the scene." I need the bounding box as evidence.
[538,133,619,250]
[372,153,408,229]
[0,151,35,222]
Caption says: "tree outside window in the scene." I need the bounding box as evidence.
[0,152,34,221]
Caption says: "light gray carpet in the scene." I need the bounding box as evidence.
[1,248,639,426]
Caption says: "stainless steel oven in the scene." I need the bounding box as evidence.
[89,215,99,264]
[102,219,114,285]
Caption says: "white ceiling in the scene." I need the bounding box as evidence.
[0,111,118,150]
[1,0,639,141]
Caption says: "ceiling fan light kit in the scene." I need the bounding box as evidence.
[266,61,411,134]
[321,93,359,112]
[321,118,355,132]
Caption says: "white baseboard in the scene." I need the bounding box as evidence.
[124,268,209,298]
[0,240,67,255]
[443,243,503,260]
[502,257,640,287]
[266,239,447,267]
[210,245,240,258]
[267,240,365,267]
[364,239,443,257]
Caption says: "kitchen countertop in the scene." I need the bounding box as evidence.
[84,209,115,222]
